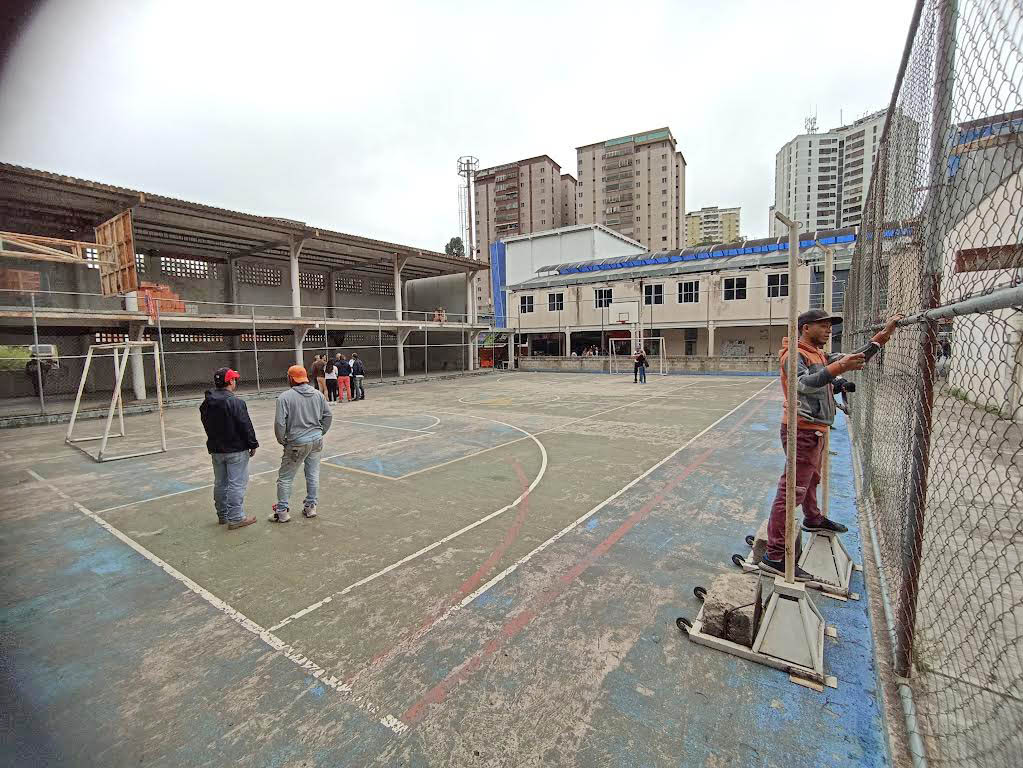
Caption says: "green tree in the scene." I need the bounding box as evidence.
[444,236,465,258]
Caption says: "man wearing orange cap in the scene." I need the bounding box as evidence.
[200,367,258,530]
[269,364,332,522]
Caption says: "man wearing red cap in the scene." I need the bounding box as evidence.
[200,367,259,530]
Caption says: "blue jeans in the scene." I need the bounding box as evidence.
[211,450,250,523]
[276,439,323,512]
[634,363,646,383]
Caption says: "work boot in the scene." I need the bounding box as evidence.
[758,556,812,581]
[227,515,257,530]
[802,517,848,534]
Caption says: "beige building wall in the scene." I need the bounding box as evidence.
[684,206,742,246]
[473,155,562,313]
[575,128,686,251]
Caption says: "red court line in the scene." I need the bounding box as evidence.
[401,397,768,726]
[351,459,533,685]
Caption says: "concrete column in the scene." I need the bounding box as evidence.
[328,270,337,319]
[526,335,533,356]
[290,238,305,361]
[707,322,716,357]
[466,270,477,370]
[293,326,308,367]
[126,315,146,401]
[396,328,411,377]
[226,257,240,314]
[564,328,571,356]
[394,255,407,322]
[508,331,515,370]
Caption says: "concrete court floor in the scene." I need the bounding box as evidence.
[0,372,889,767]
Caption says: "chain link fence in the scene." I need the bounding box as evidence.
[0,294,483,420]
[844,1,1022,765]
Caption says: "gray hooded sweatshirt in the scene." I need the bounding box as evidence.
[274,383,332,446]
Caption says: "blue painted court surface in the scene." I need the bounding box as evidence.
[0,372,890,767]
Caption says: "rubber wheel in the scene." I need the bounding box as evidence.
[693,586,707,602]
[676,616,692,635]
[745,534,755,547]
[731,553,746,568]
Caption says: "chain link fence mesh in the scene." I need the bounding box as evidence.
[844,0,1022,765]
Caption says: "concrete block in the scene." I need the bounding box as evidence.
[702,572,763,647]
[752,519,769,563]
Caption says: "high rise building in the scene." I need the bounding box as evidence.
[560,173,578,227]
[575,128,686,250]
[473,155,564,314]
[771,109,886,235]
[685,206,741,246]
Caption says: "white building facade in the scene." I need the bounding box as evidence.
[772,110,886,235]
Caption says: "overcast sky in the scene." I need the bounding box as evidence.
[0,0,915,250]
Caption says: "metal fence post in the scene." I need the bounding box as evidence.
[155,299,170,403]
[30,292,45,415]
[377,309,383,381]
[895,0,958,680]
[425,322,429,377]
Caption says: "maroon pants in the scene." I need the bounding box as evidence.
[766,426,826,560]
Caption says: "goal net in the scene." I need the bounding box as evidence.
[609,337,667,376]
[65,341,167,462]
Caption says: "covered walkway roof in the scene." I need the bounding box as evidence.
[0,163,486,281]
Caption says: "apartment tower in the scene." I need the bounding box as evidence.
[685,206,741,246]
[575,128,686,250]
[771,109,886,235]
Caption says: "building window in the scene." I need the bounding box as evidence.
[595,288,612,308]
[643,284,663,305]
[679,280,699,303]
[367,278,394,296]
[723,277,747,301]
[336,275,364,293]
[767,273,789,298]
[520,295,534,313]
[169,331,225,344]
[237,262,281,286]
[299,271,326,291]
[162,256,216,280]
[84,247,100,269]
[135,253,146,273]
[548,292,564,311]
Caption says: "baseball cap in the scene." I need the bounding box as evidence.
[287,364,309,383]
[798,309,843,330]
[214,367,240,386]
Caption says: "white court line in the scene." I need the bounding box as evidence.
[25,468,408,735]
[93,433,434,515]
[268,382,698,630]
[267,415,550,633]
[437,379,775,620]
[334,418,434,434]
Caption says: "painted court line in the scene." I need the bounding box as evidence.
[441,380,775,619]
[24,468,407,735]
[268,382,698,629]
[267,415,550,633]
[92,434,434,514]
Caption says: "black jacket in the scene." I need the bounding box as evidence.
[199,388,259,454]
[351,359,365,376]
[336,359,351,376]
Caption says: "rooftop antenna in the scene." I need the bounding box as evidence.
[456,156,479,259]
[804,112,818,135]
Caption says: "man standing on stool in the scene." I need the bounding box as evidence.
[200,367,258,530]
[269,364,332,522]
[760,309,902,579]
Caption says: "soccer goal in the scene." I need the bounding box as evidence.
[608,337,667,376]
[65,341,167,462]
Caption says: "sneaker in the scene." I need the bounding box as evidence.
[268,504,291,523]
[303,505,317,519]
[227,515,257,530]
[759,556,813,582]
[803,518,848,534]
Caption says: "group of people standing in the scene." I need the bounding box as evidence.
[198,360,336,530]
[308,352,366,403]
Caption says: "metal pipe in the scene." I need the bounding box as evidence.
[30,293,45,415]
[862,284,1023,330]
[377,309,383,382]
[775,210,800,584]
